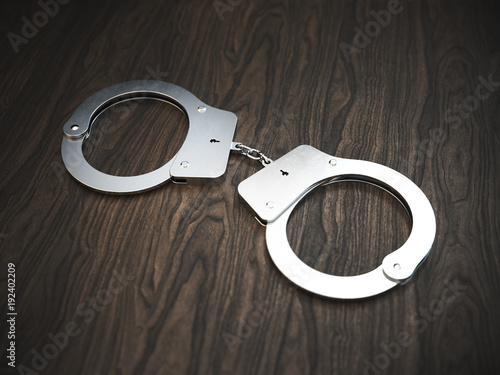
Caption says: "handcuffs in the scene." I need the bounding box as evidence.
[61,80,436,299]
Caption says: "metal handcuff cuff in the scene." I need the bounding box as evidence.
[61,80,436,299]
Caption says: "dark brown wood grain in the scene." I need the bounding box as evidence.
[0,0,499,374]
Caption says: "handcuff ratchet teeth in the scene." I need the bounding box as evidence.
[60,81,436,299]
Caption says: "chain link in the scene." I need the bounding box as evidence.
[234,143,273,167]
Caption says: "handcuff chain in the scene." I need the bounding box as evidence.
[234,143,273,167]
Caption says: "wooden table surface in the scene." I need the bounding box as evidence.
[1,1,499,374]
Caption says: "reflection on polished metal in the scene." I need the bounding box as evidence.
[61,80,237,193]
[238,145,436,299]
[61,81,436,299]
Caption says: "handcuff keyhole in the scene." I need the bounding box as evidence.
[210,138,220,143]
[280,169,289,176]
